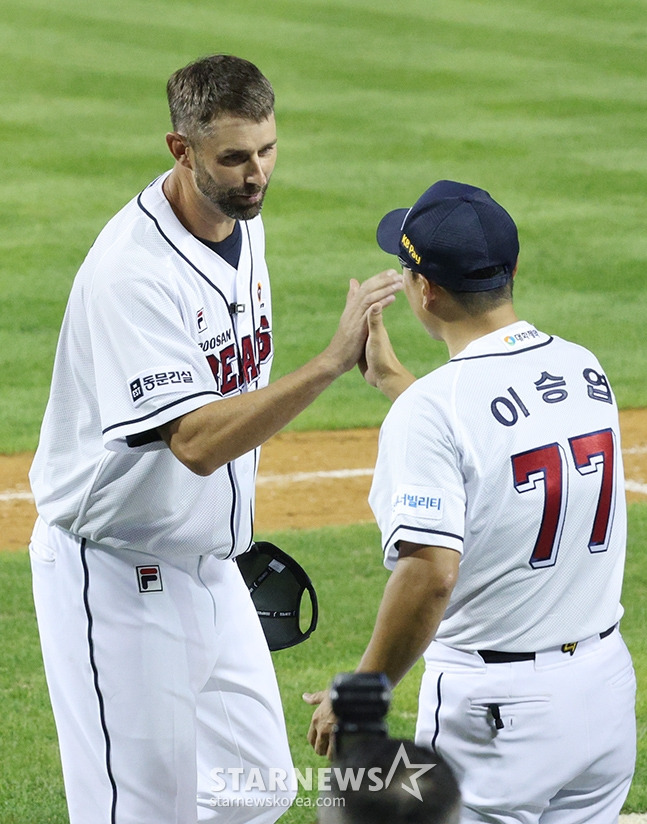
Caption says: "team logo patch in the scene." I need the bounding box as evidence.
[129,368,194,407]
[136,565,163,592]
[130,378,144,404]
[392,485,444,520]
[197,308,208,333]
[503,329,541,348]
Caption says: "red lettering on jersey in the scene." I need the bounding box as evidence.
[512,429,617,568]
[206,354,220,389]
[512,443,567,569]
[569,429,615,551]
[220,344,238,394]
[257,315,272,362]
[240,335,260,384]
[204,318,272,397]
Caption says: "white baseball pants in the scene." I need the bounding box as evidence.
[30,517,295,824]
[416,632,636,824]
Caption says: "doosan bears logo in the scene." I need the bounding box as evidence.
[203,315,272,395]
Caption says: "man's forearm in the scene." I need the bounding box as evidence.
[376,368,417,403]
[159,349,342,475]
[159,269,403,475]
[304,543,459,758]
[356,545,459,686]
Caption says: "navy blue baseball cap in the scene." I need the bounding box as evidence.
[376,180,519,292]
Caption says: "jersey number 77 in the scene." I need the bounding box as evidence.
[511,428,616,569]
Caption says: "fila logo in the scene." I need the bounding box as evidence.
[136,565,163,593]
[197,308,208,333]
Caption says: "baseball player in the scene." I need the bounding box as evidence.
[306,180,636,823]
[28,54,402,824]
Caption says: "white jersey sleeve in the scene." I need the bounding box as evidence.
[369,392,467,566]
[88,265,221,452]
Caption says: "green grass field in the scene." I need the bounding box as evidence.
[1,509,646,821]
[0,0,645,819]
[1,0,647,449]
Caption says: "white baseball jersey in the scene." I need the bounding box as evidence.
[369,321,627,651]
[30,171,273,559]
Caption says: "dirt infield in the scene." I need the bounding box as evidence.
[2,417,646,820]
[1,409,645,551]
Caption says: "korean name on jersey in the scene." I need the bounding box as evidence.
[368,321,626,652]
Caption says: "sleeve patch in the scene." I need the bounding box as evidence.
[392,485,444,520]
[129,368,195,407]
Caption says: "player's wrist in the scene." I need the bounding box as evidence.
[375,364,416,401]
[317,340,356,378]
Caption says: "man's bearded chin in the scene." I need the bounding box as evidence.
[195,167,269,221]
[219,188,268,221]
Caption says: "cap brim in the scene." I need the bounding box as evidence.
[376,208,409,254]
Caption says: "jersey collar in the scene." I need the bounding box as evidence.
[451,321,551,361]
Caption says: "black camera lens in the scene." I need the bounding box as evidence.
[330,672,392,756]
